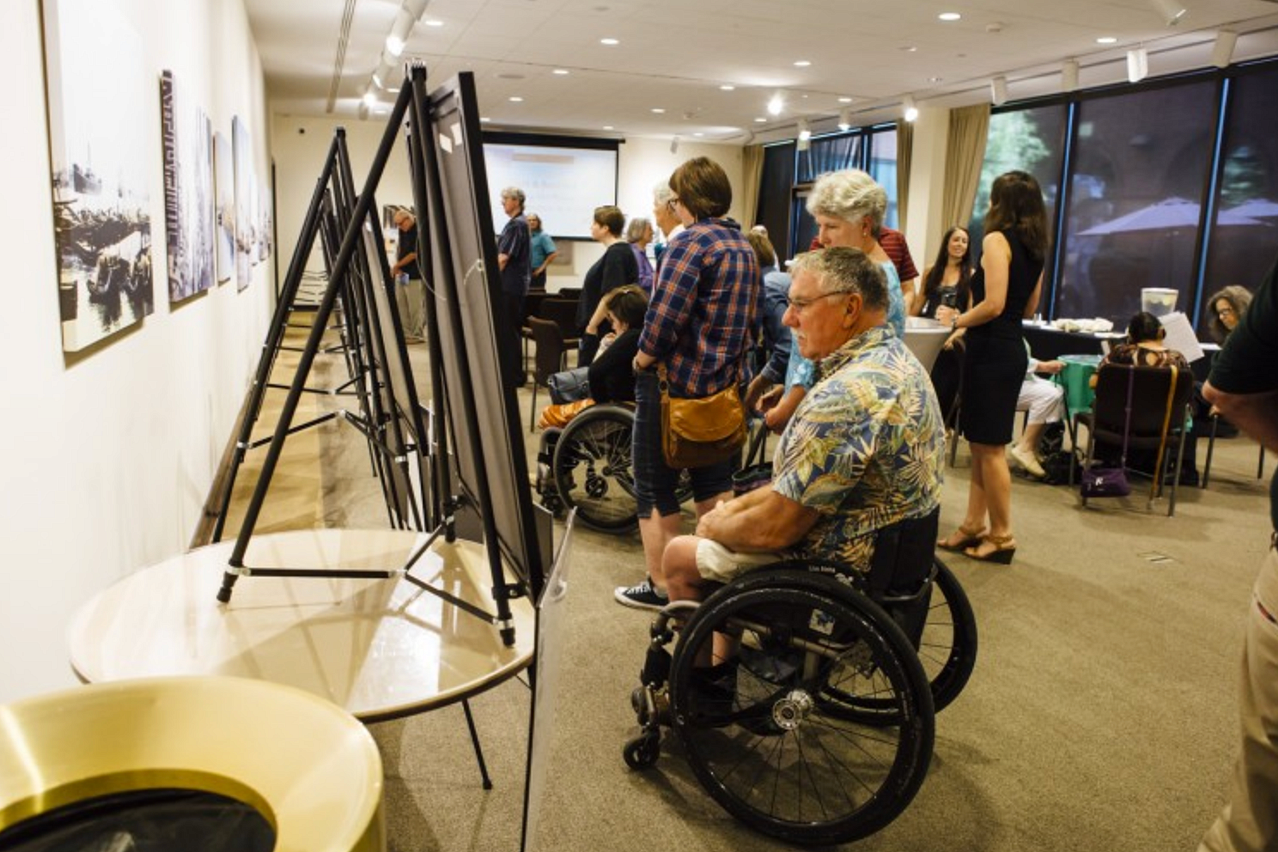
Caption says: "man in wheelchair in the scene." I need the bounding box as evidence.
[661,246,946,605]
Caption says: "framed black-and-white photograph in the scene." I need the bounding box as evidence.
[160,70,214,303]
[232,115,253,290]
[41,0,154,351]
[213,131,234,284]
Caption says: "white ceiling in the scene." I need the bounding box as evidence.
[250,0,1278,142]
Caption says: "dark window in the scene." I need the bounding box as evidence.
[968,106,1067,289]
[1198,64,1278,333]
[1055,82,1217,324]
[757,142,797,263]
[868,128,900,228]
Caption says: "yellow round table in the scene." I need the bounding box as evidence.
[0,676,384,851]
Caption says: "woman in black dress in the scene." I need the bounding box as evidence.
[935,172,1048,564]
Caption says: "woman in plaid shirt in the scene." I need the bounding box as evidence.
[615,156,760,610]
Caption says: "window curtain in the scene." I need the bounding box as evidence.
[895,121,913,232]
[797,134,860,184]
[942,104,990,232]
[740,144,764,230]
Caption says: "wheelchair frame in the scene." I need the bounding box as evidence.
[623,556,976,845]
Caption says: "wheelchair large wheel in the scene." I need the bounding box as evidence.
[819,558,977,721]
[668,570,934,845]
[915,558,977,713]
[553,405,639,532]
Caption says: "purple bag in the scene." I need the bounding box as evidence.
[1080,465,1131,498]
[1080,365,1134,499]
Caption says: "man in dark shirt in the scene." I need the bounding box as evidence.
[496,186,531,386]
[390,208,424,343]
[1199,256,1278,852]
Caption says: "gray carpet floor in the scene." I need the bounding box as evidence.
[307,341,1270,852]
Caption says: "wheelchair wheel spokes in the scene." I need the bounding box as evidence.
[822,559,977,721]
[670,578,933,845]
[918,559,977,713]
[554,410,638,532]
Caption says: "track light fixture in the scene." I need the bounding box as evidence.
[1127,47,1149,83]
[1061,59,1080,92]
[1212,29,1237,68]
[990,76,1008,106]
[1149,0,1187,27]
[902,95,918,123]
[368,0,430,111]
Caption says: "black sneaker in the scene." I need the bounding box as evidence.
[614,577,668,610]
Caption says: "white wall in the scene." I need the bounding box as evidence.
[269,121,745,292]
[0,0,273,703]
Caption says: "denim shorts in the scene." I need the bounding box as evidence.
[632,370,734,517]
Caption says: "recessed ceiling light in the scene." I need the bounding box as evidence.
[651,107,665,113]
[603,125,614,130]
[938,12,961,21]
[1097,36,1118,44]
[719,84,735,91]
[387,87,400,93]
[694,132,704,137]
[480,117,491,123]
[362,91,377,107]
[600,37,619,45]
[509,96,523,102]
[553,69,569,75]
[794,60,811,67]
[424,19,443,27]
[838,96,853,103]
[767,93,783,115]
[754,117,767,123]
[901,45,918,52]
[497,73,525,80]
[929,76,943,82]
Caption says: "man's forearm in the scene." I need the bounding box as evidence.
[1204,384,1278,453]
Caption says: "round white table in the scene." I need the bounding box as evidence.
[67,528,535,722]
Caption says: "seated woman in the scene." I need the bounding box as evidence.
[1008,343,1065,479]
[537,286,647,429]
[1095,311,1190,375]
[1206,285,1252,345]
[915,225,975,421]
[1091,311,1198,484]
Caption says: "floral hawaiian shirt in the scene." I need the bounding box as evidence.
[771,325,945,569]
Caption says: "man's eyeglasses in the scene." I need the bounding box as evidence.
[785,291,848,313]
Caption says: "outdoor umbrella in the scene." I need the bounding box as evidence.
[1225,198,1278,220]
[1080,196,1260,236]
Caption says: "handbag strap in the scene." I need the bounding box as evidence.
[1150,364,1180,498]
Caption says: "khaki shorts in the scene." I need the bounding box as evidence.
[695,539,786,584]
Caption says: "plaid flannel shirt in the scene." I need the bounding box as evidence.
[639,218,758,397]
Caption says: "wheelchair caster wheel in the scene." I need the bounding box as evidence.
[623,733,660,770]
[630,686,648,724]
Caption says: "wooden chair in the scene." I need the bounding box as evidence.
[1074,363,1195,516]
[526,317,569,432]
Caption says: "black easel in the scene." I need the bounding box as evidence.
[215,64,544,649]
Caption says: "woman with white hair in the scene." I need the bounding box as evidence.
[625,216,655,294]
[806,169,907,340]
[753,170,908,434]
